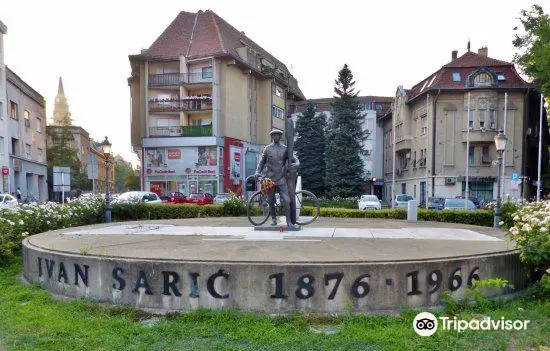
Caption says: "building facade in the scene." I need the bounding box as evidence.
[379,47,548,205]
[0,20,8,194]
[6,67,48,201]
[292,96,392,198]
[128,10,304,196]
[89,140,115,194]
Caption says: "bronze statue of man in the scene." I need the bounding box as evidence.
[254,129,299,227]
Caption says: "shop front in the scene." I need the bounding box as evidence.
[143,146,221,196]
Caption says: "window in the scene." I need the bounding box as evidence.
[496,73,505,81]
[414,184,417,198]
[481,146,491,165]
[0,137,4,155]
[25,143,31,158]
[478,109,486,128]
[24,110,30,128]
[375,104,382,110]
[473,72,492,86]
[201,66,213,79]
[468,108,474,129]
[36,117,42,133]
[489,110,496,129]
[10,101,18,120]
[421,115,427,135]
[452,72,461,82]
[413,151,417,166]
[0,102,3,119]
[11,138,18,156]
[272,105,284,119]
[272,84,283,98]
[38,148,43,163]
[401,183,407,195]
[468,146,475,165]
[191,119,202,126]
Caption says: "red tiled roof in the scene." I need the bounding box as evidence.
[139,10,304,99]
[407,51,533,102]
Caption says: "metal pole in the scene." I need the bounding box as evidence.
[465,92,471,209]
[425,94,429,209]
[391,106,396,208]
[494,150,503,228]
[502,92,507,200]
[105,157,111,223]
[61,173,65,204]
[537,94,543,202]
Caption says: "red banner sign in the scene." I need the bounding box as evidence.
[1,167,9,175]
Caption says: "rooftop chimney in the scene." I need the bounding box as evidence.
[452,50,458,61]
[478,46,488,57]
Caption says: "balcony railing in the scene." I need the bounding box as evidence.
[148,73,213,87]
[148,97,213,113]
[149,124,213,137]
[148,73,182,87]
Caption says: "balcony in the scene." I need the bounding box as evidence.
[148,97,212,113]
[149,125,213,137]
[395,136,412,152]
[148,73,213,88]
[148,73,182,87]
[462,128,497,143]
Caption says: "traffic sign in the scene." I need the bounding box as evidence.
[511,172,520,181]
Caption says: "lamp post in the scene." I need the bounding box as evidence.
[100,136,112,223]
[494,130,507,228]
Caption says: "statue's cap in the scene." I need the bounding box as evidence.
[269,129,283,135]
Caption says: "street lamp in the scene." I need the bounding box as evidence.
[100,136,112,223]
[494,130,507,228]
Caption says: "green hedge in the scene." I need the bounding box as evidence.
[303,198,358,209]
[418,209,494,226]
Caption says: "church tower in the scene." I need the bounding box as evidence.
[52,77,71,125]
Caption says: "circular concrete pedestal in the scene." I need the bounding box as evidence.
[22,218,528,314]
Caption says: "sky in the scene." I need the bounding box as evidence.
[2,0,548,165]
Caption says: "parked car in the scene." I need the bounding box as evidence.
[455,195,481,209]
[159,192,187,204]
[214,193,230,205]
[420,197,445,210]
[358,195,382,210]
[394,194,415,208]
[444,198,477,210]
[0,194,18,209]
[115,191,162,204]
[187,193,214,205]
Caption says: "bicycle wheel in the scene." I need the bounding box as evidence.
[294,190,320,225]
[246,190,271,226]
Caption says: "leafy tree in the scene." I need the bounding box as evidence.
[46,120,90,199]
[513,4,550,97]
[124,170,140,191]
[324,64,366,198]
[295,102,327,196]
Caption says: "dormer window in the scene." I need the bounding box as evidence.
[452,72,461,82]
[473,73,492,86]
[496,73,505,81]
[467,67,497,88]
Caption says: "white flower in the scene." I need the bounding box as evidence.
[541,227,548,233]
[522,223,532,232]
[19,219,24,225]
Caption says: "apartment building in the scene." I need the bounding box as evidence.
[6,67,48,201]
[0,20,8,194]
[379,47,548,205]
[292,96,392,198]
[128,10,304,196]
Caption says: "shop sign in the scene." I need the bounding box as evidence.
[229,146,242,182]
[145,146,217,176]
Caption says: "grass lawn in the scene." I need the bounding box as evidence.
[0,257,548,351]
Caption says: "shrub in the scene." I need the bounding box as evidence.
[221,193,247,216]
[418,209,494,227]
[303,197,358,209]
[506,201,550,272]
[318,208,407,219]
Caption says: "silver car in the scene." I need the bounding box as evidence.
[214,193,230,205]
[394,194,414,208]
[444,198,477,210]
[115,191,162,204]
[358,195,382,210]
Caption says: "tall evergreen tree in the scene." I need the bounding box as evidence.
[325,64,366,198]
[295,102,327,196]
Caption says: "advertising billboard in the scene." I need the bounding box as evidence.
[144,146,218,176]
